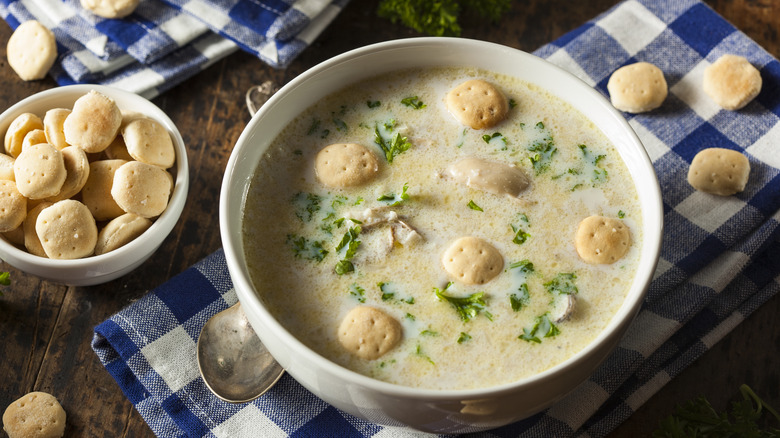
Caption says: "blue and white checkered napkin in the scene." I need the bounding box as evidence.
[0,0,349,98]
[91,0,780,436]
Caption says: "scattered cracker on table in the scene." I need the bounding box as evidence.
[338,306,402,360]
[445,79,509,129]
[607,62,667,113]
[441,236,504,285]
[575,215,631,264]
[81,0,140,18]
[703,54,762,110]
[0,180,27,233]
[315,143,380,188]
[2,391,66,438]
[36,199,98,259]
[687,147,750,196]
[63,90,122,153]
[95,213,152,255]
[5,113,44,158]
[6,21,58,81]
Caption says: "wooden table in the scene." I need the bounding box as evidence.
[1,1,778,436]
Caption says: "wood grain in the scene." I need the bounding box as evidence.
[0,0,777,436]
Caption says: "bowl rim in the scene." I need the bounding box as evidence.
[0,84,189,275]
[221,36,663,398]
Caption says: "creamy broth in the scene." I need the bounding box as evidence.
[242,67,642,390]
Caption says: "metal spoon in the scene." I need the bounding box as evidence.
[196,301,284,403]
[196,81,283,402]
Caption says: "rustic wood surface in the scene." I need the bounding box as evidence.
[0,0,778,436]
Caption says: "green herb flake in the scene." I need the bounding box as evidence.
[334,226,361,275]
[509,98,517,109]
[374,121,412,163]
[348,283,366,303]
[377,183,410,206]
[434,282,489,322]
[618,210,626,219]
[405,313,416,321]
[510,284,530,312]
[367,100,381,108]
[467,200,483,211]
[457,332,472,344]
[519,313,560,343]
[376,0,511,37]
[545,273,578,295]
[286,234,328,262]
[292,192,322,222]
[401,96,426,109]
[511,224,530,245]
[414,343,435,365]
[420,329,439,337]
[527,121,556,174]
[509,259,535,273]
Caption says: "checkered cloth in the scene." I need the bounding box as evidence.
[0,0,349,98]
[91,0,780,436]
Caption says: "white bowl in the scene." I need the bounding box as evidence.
[0,84,188,286]
[221,38,662,433]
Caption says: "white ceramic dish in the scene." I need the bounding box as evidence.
[0,84,189,286]
[221,37,662,433]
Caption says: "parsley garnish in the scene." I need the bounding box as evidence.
[334,226,361,275]
[509,260,534,311]
[653,384,780,437]
[467,200,483,211]
[414,343,435,365]
[527,121,556,174]
[377,183,410,206]
[482,132,507,150]
[376,0,511,37]
[287,234,328,262]
[457,332,472,343]
[434,282,491,322]
[545,273,578,295]
[367,100,381,108]
[348,283,366,303]
[292,192,322,222]
[374,120,412,163]
[401,96,426,109]
[618,210,626,218]
[511,224,530,245]
[519,313,560,343]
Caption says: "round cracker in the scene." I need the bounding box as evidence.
[63,90,122,153]
[607,62,667,113]
[441,236,503,285]
[46,146,90,202]
[81,0,140,18]
[95,213,152,255]
[36,199,98,259]
[43,108,72,150]
[121,118,175,168]
[111,161,172,218]
[0,180,27,233]
[22,129,48,151]
[4,112,44,158]
[575,215,631,264]
[24,201,53,257]
[0,154,16,181]
[6,21,58,81]
[81,159,127,221]
[2,391,66,438]
[338,306,402,360]
[687,147,750,196]
[104,135,133,161]
[315,143,379,188]
[703,54,762,110]
[13,143,67,200]
[446,79,509,129]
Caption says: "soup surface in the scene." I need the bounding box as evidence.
[242,67,642,390]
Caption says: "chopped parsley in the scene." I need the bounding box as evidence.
[511,224,530,245]
[292,192,322,222]
[457,332,472,343]
[482,132,508,150]
[527,121,556,174]
[401,96,426,109]
[377,183,410,206]
[545,273,578,295]
[519,313,560,343]
[378,282,414,304]
[578,144,608,185]
[414,343,435,365]
[367,100,381,108]
[509,260,534,311]
[348,283,366,303]
[374,119,412,163]
[334,226,361,275]
[467,200,483,211]
[286,234,328,262]
[434,282,492,322]
[618,210,626,218]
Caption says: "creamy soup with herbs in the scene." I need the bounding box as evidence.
[242,67,642,390]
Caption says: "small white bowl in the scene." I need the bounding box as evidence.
[0,85,188,286]
[222,38,663,433]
